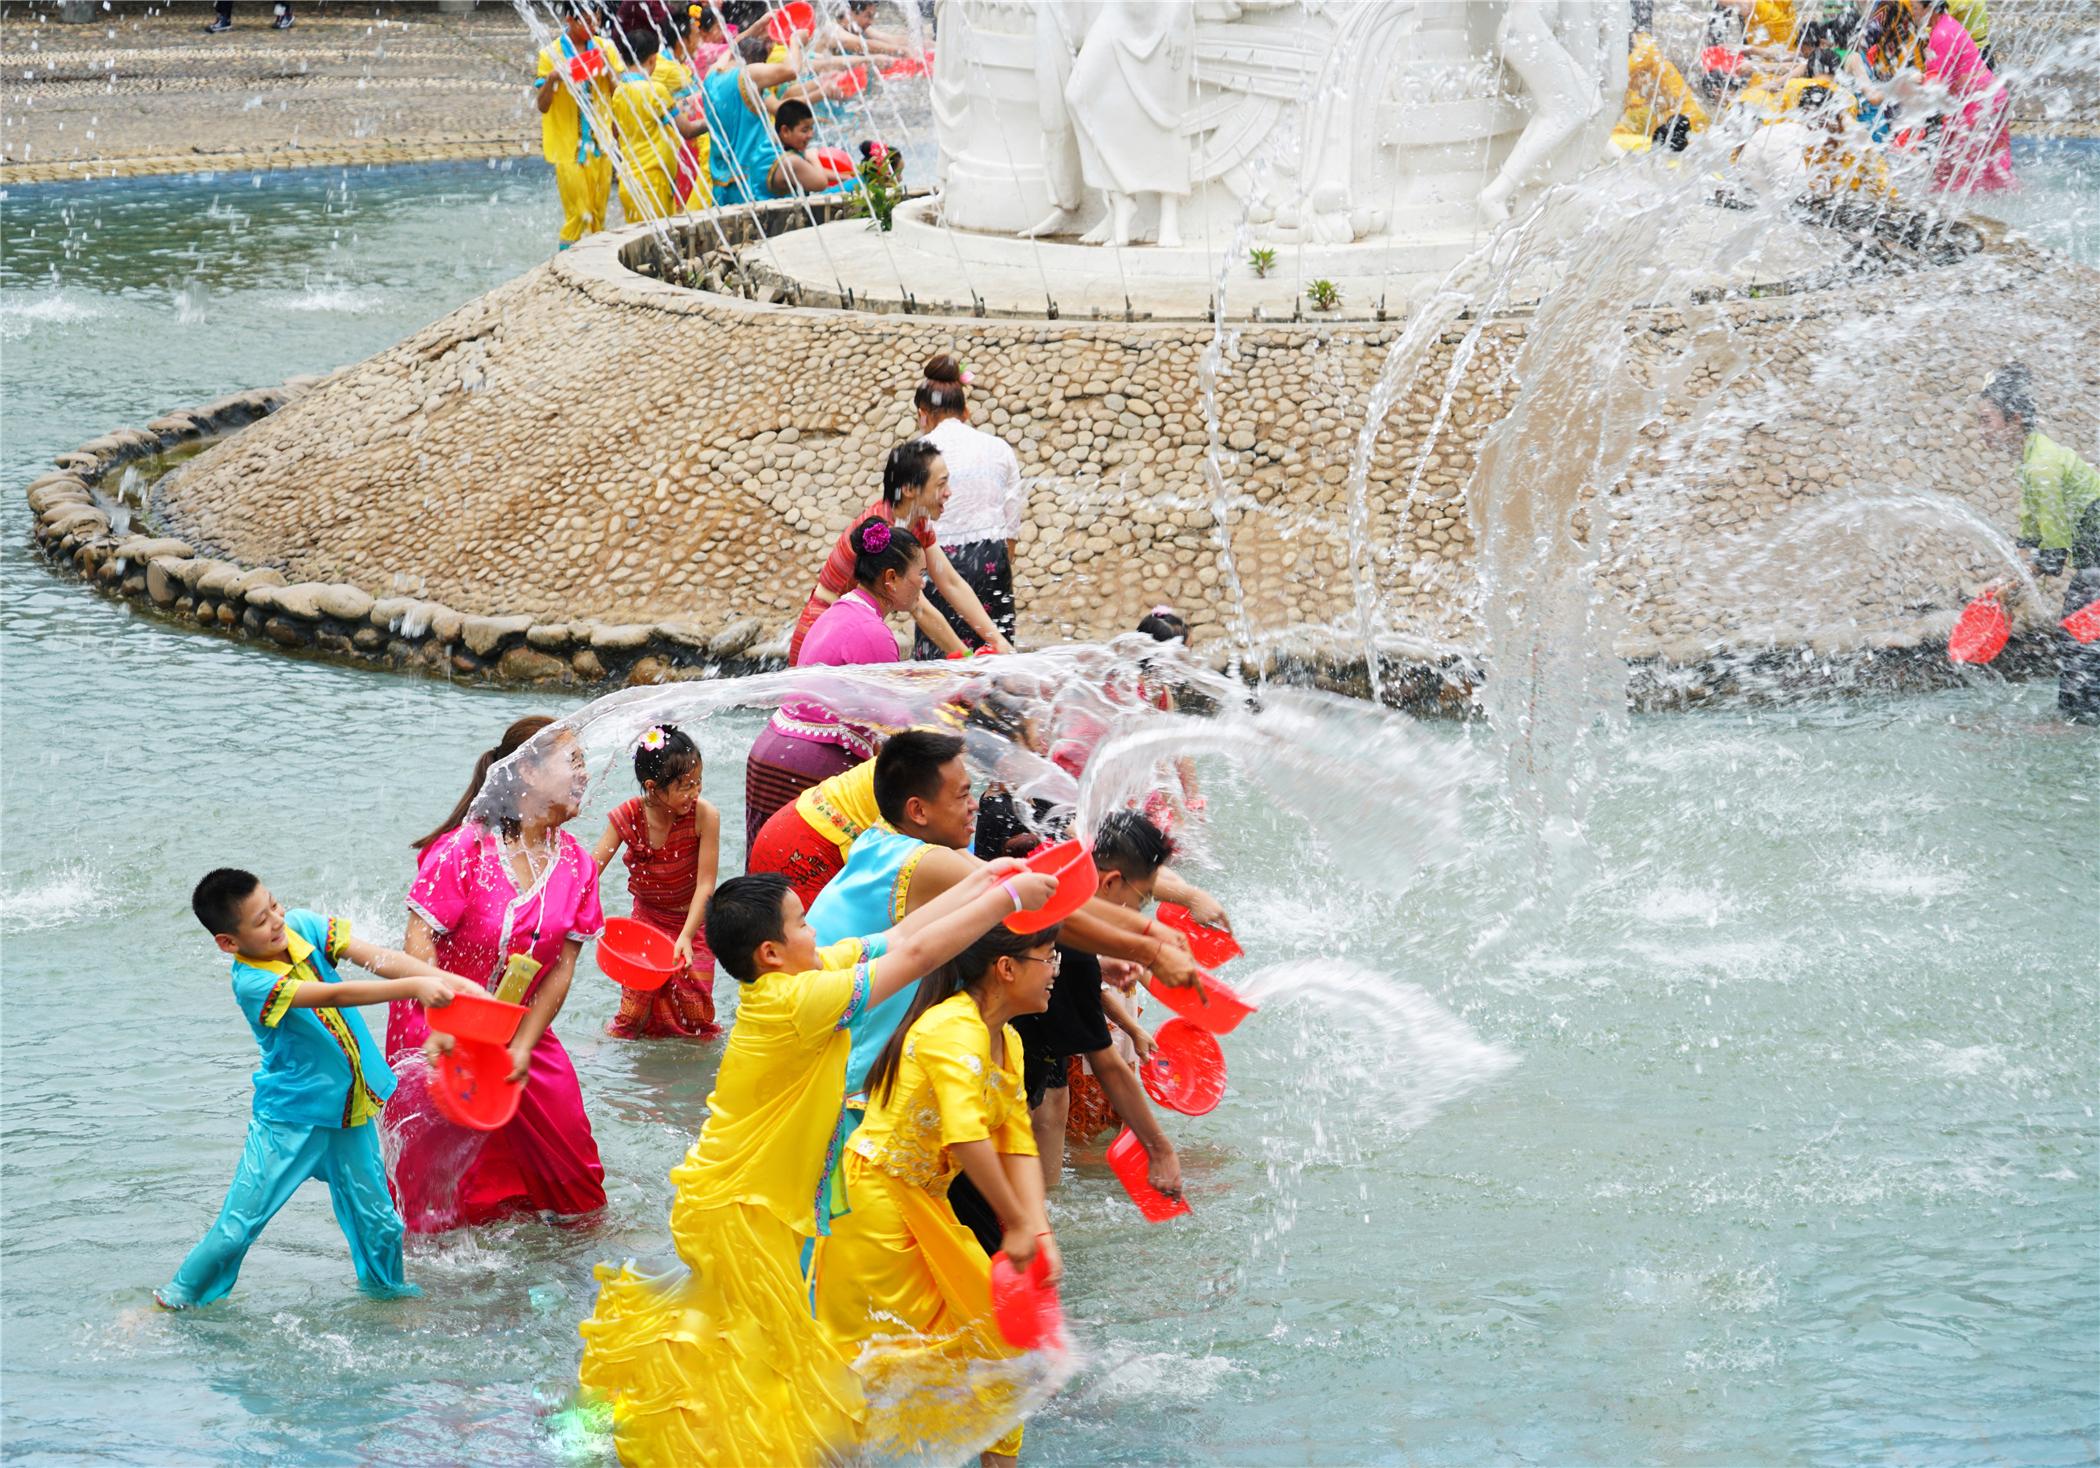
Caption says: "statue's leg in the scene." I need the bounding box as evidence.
[1480,4,1595,223]
[1080,192,1136,245]
[1155,194,1183,249]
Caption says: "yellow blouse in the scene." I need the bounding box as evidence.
[850,992,1035,1192]
[671,938,870,1235]
[795,757,882,854]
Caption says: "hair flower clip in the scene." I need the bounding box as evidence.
[638,727,668,751]
[860,520,893,555]
[1149,604,1176,618]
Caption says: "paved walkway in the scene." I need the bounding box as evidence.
[0,3,538,183]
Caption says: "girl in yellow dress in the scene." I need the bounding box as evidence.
[811,923,1066,1467]
[576,863,1054,1468]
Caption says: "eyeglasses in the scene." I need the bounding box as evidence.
[1014,951,1062,975]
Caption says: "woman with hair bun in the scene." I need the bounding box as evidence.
[912,352,1027,658]
[788,436,1017,665]
[744,518,928,848]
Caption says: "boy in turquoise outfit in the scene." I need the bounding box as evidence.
[157,868,482,1309]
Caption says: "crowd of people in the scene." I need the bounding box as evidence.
[1614,0,2017,199]
[535,0,915,248]
[157,346,1233,1463]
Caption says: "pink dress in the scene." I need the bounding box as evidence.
[1922,14,2014,193]
[383,825,608,1233]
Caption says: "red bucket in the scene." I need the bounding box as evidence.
[1005,839,1097,935]
[766,1,814,42]
[2063,598,2100,644]
[425,990,528,1047]
[1140,1019,1227,1116]
[598,916,677,992]
[1949,591,2011,664]
[1154,903,1243,968]
[431,1039,524,1132]
[880,50,932,79]
[1699,45,1746,76]
[1106,1127,1189,1223]
[988,1247,1064,1350]
[1144,969,1255,1035]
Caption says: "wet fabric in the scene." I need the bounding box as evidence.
[611,67,680,222]
[605,799,718,1040]
[160,1116,412,1308]
[790,503,938,664]
[805,825,933,1097]
[230,909,395,1129]
[914,537,1016,660]
[743,722,863,854]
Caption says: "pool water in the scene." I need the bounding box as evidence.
[2,157,2095,1465]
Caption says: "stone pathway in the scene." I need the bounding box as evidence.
[0,2,538,183]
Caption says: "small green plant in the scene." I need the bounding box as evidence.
[1306,278,1342,312]
[852,141,906,232]
[1248,246,1277,278]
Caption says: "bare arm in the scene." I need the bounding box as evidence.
[1061,900,1202,987]
[1152,868,1228,930]
[925,543,1016,653]
[1099,986,1152,1058]
[340,932,486,991]
[535,70,561,114]
[506,937,581,1082]
[1086,1045,1182,1199]
[678,803,720,962]
[867,867,1055,1008]
[909,591,970,656]
[951,1142,1060,1280]
[591,817,622,872]
[288,975,455,1010]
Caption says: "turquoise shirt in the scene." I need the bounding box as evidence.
[805,825,930,1098]
[230,909,396,1129]
[702,69,779,206]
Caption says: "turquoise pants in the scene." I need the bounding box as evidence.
[159,1116,416,1308]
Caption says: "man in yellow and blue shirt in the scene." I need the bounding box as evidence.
[535,4,622,246]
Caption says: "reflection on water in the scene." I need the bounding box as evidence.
[2,164,2096,1464]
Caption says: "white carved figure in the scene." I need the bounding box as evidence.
[1477,1,1605,224]
[1068,0,1196,247]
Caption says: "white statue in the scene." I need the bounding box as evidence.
[936,0,1627,249]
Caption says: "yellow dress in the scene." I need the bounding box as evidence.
[611,66,681,224]
[1618,33,1709,145]
[1744,0,1799,49]
[810,992,1042,1460]
[536,38,620,245]
[652,51,714,211]
[795,758,883,859]
[578,939,875,1468]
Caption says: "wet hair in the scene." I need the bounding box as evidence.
[848,0,876,13]
[634,723,701,792]
[624,23,662,63]
[881,438,942,505]
[1091,809,1175,882]
[736,27,775,63]
[849,515,923,589]
[776,98,814,137]
[1137,607,1188,642]
[866,920,1061,1104]
[914,353,968,418]
[874,728,966,826]
[192,867,262,938]
[705,873,794,983]
[1982,362,2036,427]
[412,715,555,852]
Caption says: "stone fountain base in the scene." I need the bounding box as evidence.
[20,192,2100,698]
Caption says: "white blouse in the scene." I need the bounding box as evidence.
[924,416,1024,547]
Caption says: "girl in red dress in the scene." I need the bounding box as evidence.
[592,724,722,1039]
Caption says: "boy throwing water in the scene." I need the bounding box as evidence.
[156,869,481,1309]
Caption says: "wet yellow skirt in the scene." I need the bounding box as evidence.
[578,1199,862,1468]
[810,1157,1029,1459]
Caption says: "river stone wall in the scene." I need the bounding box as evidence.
[24,197,2100,701]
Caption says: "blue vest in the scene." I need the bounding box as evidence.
[805,825,930,1098]
[702,69,780,205]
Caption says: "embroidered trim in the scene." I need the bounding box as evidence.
[259,976,300,1028]
[404,896,451,937]
[836,961,872,1031]
[890,845,928,924]
[324,915,351,964]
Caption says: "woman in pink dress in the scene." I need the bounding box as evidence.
[742,516,928,848]
[1885,1,2014,193]
[383,717,609,1232]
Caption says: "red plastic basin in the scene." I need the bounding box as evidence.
[598,916,677,992]
[988,1247,1064,1350]
[1140,1019,1227,1116]
[1154,902,1243,968]
[2063,597,2100,644]
[1949,592,2011,664]
[431,1039,524,1132]
[1144,969,1255,1035]
[767,1,814,41]
[425,990,528,1047]
[1004,839,1098,935]
[1106,1126,1189,1223]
